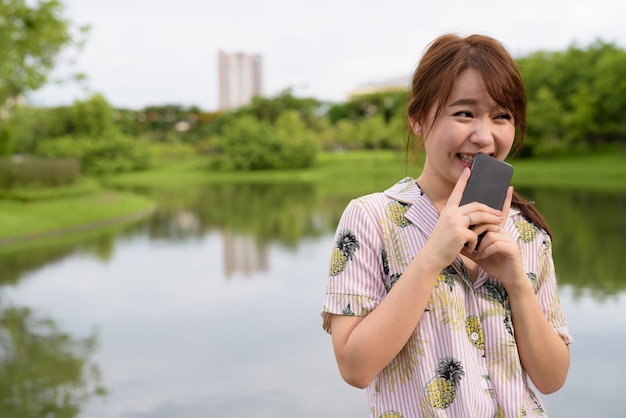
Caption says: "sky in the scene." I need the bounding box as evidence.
[29,0,626,112]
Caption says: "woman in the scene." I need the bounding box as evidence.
[321,33,573,417]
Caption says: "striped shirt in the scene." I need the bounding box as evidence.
[321,177,573,418]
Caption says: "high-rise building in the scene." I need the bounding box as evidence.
[218,51,264,110]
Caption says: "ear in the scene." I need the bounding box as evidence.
[409,118,422,136]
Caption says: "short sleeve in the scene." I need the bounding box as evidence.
[531,231,575,345]
[321,197,388,334]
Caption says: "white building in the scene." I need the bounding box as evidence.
[218,51,264,111]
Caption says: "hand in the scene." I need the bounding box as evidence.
[469,186,527,291]
[421,168,505,271]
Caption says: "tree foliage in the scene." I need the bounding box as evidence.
[2,36,626,177]
[210,110,318,170]
[0,0,80,106]
[326,90,407,124]
[519,40,626,156]
[234,88,324,127]
[29,94,154,175]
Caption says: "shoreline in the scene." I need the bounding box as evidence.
[0,206,156,247]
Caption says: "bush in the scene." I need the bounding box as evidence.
[151,142,197,162]
[209,111,318,170]
[37,133,154,175]
[0,156,80,188]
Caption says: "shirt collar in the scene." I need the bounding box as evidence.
[383,177,438,237]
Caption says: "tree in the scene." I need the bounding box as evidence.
[518,40,626,155]
[209,111,318,170]
[0,0,85,107]
[326,90,408,124]
[69,93,115,137]
[234,88,324,128]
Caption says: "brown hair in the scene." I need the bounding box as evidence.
[406,33,552,238]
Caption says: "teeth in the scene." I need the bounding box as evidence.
[458,154,474,164]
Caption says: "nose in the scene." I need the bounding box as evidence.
[470,119,495,147]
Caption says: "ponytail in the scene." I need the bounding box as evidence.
[511,190,552,240]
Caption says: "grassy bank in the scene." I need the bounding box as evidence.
[0,191,155,243]
[106,150,626,194]
[511,154,626,192]
[1,151,625,244]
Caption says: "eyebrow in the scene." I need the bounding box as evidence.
[448,99,477,107]
[448,99,510,113]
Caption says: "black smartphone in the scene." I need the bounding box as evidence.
[460,153,513,246]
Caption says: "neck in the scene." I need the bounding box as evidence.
[416,169,454,212]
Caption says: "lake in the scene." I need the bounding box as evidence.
[0,183,625,417]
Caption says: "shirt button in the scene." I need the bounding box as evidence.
[471,332,480,341]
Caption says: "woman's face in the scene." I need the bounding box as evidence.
[417,68,516,196]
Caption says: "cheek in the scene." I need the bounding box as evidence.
[496,126,516,156]
[424,124,462,151]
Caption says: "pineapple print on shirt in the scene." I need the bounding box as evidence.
[329,228,360,276]
[515,219,538,242]
[466,316,485,350]
[386,201,411,227]
[379,412,403,418]
[425,356,465,409]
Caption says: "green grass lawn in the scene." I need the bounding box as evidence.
[1,150,625,243]
[107,150,626,193]
[511,154,626,192]
[0,191,155,242]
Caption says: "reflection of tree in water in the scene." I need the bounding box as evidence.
[0,305,105,417]
[518,187,626,298]
[145,182,347,247]
[0,217,150,285]
[142,182,352,278]
[2,183,624,295]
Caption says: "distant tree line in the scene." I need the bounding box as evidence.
[1,9,625,182]
[518,40,626,156]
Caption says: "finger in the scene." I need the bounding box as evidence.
[501,186,514,221]
[446,167,471,208]
[462,228,481,253]
[475,238,511,260]
[462,235,480,256]
[475,225,517,260]
[464,211,504,229]
[472,220,510,253]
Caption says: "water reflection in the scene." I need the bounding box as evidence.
[0,218,148,285]
[141,182,336,245]
[4,183,623,294]
[0,304,105,417]
[132,183,348,278]
[119,183,626,295]
[518,188,626,297]
[0,183,624,417]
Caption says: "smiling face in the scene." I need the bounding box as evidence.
[415,68,516,204]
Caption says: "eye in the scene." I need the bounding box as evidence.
[494,113,512,121]
[454,111,473,118]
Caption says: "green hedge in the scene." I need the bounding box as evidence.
[0,157,80,188]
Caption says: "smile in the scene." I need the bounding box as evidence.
[457,153,475,164]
